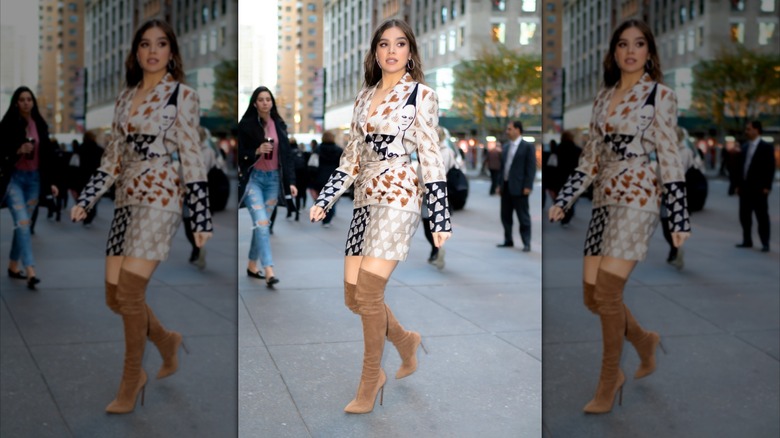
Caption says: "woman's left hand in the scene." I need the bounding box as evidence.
[432,231,452,248]
[50,185,59,198]
[194,232,213,248]
[671,231,690,248]
[290,185,298,197]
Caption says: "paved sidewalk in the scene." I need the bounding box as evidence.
[542,178,780,437]
[238,179,542,437]
[1,197,238,438]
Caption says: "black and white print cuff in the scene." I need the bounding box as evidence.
[554,170,587,209]
[186,181,213,232]
[663,181,690,233]
[77,170,110,209]
[425,182,452,233]
[315,170,349,209]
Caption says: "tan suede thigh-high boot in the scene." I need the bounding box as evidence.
[106,269,149,414]
[344,269,388,414]
[583,281,598,314]
[344,281,360,314]
[385,305,423,379]
[106,282,121,314]
[625,305,662,379]
[147,305,185,379]
[583,269,627,414]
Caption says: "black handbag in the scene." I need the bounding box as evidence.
[207,166,230,212]
[446,166,469,210]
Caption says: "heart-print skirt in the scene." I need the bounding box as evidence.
[106,205,182,261]
[583,204,659,261]
[345,204,421,261]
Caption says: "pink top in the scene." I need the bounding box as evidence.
[15,117,40,171]
[254,117,279,172]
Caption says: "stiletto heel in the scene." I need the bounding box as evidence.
[420,340,428,355]
[181,340,189,354]
[140,384,146,406]
[658,341,666,354]
[379,384,384,406]
[617,384,623,406]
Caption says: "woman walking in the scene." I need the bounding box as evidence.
[71,19,212,414]
[237,86,297,286]
[0,86,60,289]
[548,19,690,414]
[310,18,451,414]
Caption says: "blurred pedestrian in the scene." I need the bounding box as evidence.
[307,130,343,227]
[288,139,310,221]
[71,19,213,414]
[79,131,104,226]
[549,19,690,414]
[734,120,774,252]
[484,142,503,195]
[542,139,557,208]
[555,131,582,227]
[309,18,451,414]
[237,86,297,285]
[497,121,536,251]
[0,86,60,289]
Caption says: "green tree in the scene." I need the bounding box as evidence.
[452,45,542,136]
[691,45,780,133]
[212,59,238,124]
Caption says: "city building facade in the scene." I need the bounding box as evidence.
[84,0,238,132]
[39,0,85,134]
[323,0,542,137]
[561,0,779,130]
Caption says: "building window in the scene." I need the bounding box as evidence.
[491,23,506,43]
[212,0,218,18]
[677,33,685,54]
[687,29,694,51]
[522,0,536,12]
[203,6,209,24]
[458,25,465,47]
[492,1,505,12]
[448,29,456,51]
[759,22,776,45]
[697,25,704,47]
[210,29,217,51]
[201,34,208,55]
[441,6,448,24]
[452,0,457,19]
[309,15,317,23]
[730,22,744,43]
[461,0,466,15]
[761,0,776,11]
[700,0,705,15]
[730,0,744,11]
[520,22,536,45]
[439,33,446,55]
[680,6,687,24]
[307,3,316,11]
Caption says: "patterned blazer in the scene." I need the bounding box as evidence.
[77,73,212,233]
[555,73,690,233]
[315,73,452,233]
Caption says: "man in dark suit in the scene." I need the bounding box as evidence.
[735,120,775,252]
[497,121,537,251]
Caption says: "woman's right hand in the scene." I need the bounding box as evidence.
[309,205,326,222]
[548,206,565,222]
[18,142,34,155]
[70,205,87,222]
[255,142,273,155]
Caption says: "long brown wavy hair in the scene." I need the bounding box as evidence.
[124,19,185,87]
[602,19,662,87]
[363,19,425,87]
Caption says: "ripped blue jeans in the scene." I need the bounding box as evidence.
[245,169,279,268]
[5,170,40,267]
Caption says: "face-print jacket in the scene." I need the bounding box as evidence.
[314,73,452,234]
[77,73,212,233]
[554,73,690,233]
